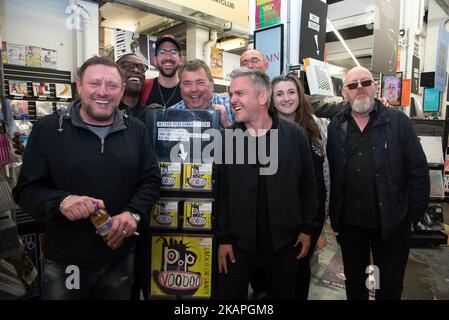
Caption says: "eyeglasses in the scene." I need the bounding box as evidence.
[157,49,180,58]
[345,79,373,90]
[119,61,148,73]
[241,58,263,67]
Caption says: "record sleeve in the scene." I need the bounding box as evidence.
[150,199,179,229]
[7,43,26,65]
[150,234,213,298]
[182,200,213,231]
[159,162,182,191]
[182,163,213,192]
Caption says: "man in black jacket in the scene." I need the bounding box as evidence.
[13,56,161,299]
[215,68,318,299]
[327,66,429,300]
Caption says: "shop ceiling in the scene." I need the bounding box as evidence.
[100,0,434,69]
[100,0,247,53]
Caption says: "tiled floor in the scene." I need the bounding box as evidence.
[309,222,449,300]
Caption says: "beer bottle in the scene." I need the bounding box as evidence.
[90,203,112,238]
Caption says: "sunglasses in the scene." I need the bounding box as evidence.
[345,79,373,90]
[119,61,148,73]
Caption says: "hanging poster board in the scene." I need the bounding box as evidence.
[254,24,283,79]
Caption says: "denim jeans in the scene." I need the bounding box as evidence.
[41,248,135,300]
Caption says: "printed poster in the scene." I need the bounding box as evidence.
[10,100,29,118]
[36,101,54,118]
[7,43,26,65]
[114,28,149,67]
[25,46,41,67]
[210,47,224,79]
[254,24,283,79]
[41,48,57,69]
[150,234,213,298]
[9,80,28,96]
[55,83,72,99]
[32,82,51,97]
[150,109,219,163]
[256,0,281,29]
[401,79,411,107]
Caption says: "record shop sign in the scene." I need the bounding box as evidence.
[152,0,248,27]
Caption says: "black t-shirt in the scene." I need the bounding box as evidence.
[145,77,182,108]
[255,128,274,254]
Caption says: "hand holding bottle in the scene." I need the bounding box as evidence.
[104,211,139,249]
[59,195,104,221]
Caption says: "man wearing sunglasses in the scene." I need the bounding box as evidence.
[117,53,149,123]
[326,66,429,300]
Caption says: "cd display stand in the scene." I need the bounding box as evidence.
[411,118,448,246]
[147,109,219,299]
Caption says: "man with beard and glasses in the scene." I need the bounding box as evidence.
[169,59,234,129]
[117,53,148,123]
[142,35,184,109]
[326,66,429,300]
[13,56,161,300]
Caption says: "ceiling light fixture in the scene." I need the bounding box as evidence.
[327,18,361,67]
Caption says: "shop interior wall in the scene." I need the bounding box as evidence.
[0,0,75,74]
[0,0,99,81]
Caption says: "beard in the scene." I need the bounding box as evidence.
[124,81,142,97]
[351,96,373,114]
[157,59,179,78]
[84,103,115,122]
[159,66,178,78]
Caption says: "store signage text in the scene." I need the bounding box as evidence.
[211,0,235,9]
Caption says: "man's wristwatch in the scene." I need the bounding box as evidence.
[130,212,141,224]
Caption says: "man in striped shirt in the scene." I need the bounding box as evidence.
[169,59,234,129]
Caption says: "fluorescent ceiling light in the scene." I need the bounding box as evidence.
[327,18,361,67]
[216,37,247,51]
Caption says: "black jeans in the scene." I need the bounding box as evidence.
[295,181,326,300]
[41,248,135,300]
[339,219,410,300]
[215,245,299,300]
[295,222,324,299]
[131,228,149,300]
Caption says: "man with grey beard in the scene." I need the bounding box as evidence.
[326,66,429,300]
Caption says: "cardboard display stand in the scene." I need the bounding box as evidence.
[147,109,219,299]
